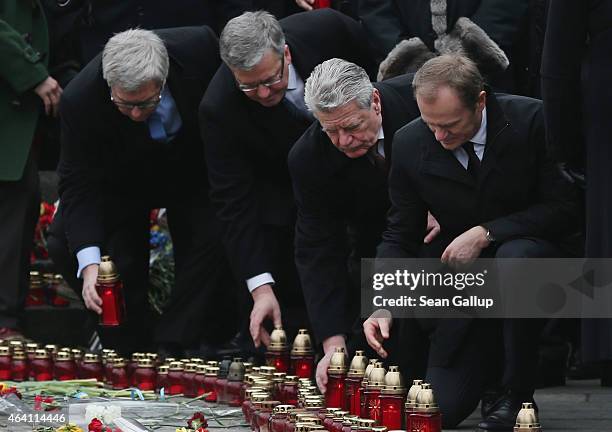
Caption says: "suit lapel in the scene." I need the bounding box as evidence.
[480,93,511,184]
[419,130,475,187]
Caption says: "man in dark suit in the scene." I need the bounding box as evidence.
[364,55,579,429]
[48,27,237,355]
[288,59,428,390]
[199,10,376,349]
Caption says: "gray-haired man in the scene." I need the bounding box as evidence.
[200,10,376,350]
[48,27,235,355]
[288,58,428,390]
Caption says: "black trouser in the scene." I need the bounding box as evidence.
[0,149,40,330]
[47,193,239,354]
[383,237,562,428]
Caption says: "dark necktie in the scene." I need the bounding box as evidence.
[368,140,388,175]
[462,141,481,179]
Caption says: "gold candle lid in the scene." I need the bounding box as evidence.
[514,402,541,432]
[366,362,386,389]
[98,256,120,282]
[295,423,325,432]
[44,344,58,354]
[358,419,376,428]
[137,358,155,368]
[113,357,127,368]
[131,352,145,361]
[34,348,49,359]
[29,271,43,288]
[196,364,208,374]
[260,365,277,376]
[327,347,348,375]
[381,365,406,394]
[284,375,299,384]
[372,427,388,432]
[251,393,271,402]
[168,361,184,371]
[205,366,220,376]
[269,326,289,352]
[26,343,39,353]
[228,358,246,381]
[206,360,218,367]
[347,350,369,378]
[184,363,198,373]
[56,351,73,361]
[71,348,83,359]
[273,404,296,414]
[415,383,439,413]
[291,329,314,355]
[158,364,169,374]
[190,358,204,365]
[300,416,323,425]
[12,350,26,360]
[83,353,101,363]
[405,379,424,408]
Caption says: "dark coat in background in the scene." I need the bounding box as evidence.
[199,9,376,301]
[359,0,529,92]
[288,73,420,343]
[541,0,612,362]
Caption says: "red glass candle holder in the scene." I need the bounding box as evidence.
[280,378,299,405]
[203,366,219,402]
[291,355,314,379]
[111,358,129,389]
[380,394,405,430]
[364,388,381,422]
[104,353,117,385]
[128,353,143,386]
[0,347,11,380]
[157,365,169,392]
[167,362,184,395]
[313,0,331,8]
[270,405,294,432]
[54,351,77,381]
[215,377,228,404]
[345,376,362,415]
[182,363,198,398]
[257,400,280,432]
[326,374,347,409]
[266,351,290,373]
[25,343,39,379]
[331,417,345,432]
[81,354,104,381]
[408,383,441,432]
[96,256,126,326]
[10,351,28,382]
[31,349,52,381]
[133,358,157,391]
[227,380,244,406]
[195,364,207,396]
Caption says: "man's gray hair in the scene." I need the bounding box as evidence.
[102,29,169,91]
[220,11,285,70]
[304,58,373,114]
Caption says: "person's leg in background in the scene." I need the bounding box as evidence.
[0,149,40,338]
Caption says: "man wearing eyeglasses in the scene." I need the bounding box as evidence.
[199,10,376,351]
[48,27,237,355]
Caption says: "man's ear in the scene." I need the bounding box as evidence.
[285,44,292,64]
[477,90,486,112]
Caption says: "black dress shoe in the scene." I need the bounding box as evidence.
[481,389,502,419]
[477,392,537,431]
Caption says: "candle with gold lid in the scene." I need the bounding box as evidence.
[514,402,541,432]
[128,352,144,385]
[10,350,28,381]
[0,346,10,380]
[364,362,386,422]
[267,326,291,373]
[133,358,157,391]
[31,348,52,381]
[81,353,104,381]
[204,365,220,402]
[291,329,314,378]
[360,359,378,417]
[195,364,207,396]
[182,363,199,397]
[346,350,369,415]
[111,357,129,389]
[227,357,246,406]
[280,375,299,405]
[409,383,441,432]
[403,379,423,431]
[157,364,169,392]
[54,350,77,381]
[326,347,348,409]
[379,366,406,430]
[270,404,296,432]
[96,255,126,326]
[167,361,185,395]
[256,399,281,432]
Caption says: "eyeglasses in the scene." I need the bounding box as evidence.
[237,56,285,93]
[110,87,163,110]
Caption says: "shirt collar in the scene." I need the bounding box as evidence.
[377,126,384,141]
[469,106,487,145]
[287,63,298,91]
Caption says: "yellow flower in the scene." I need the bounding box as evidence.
[175,428,190,432]
[56,424,84,432]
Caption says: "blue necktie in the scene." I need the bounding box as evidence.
[148,111,167,142]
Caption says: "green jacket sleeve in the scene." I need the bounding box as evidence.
[0,18,48,94]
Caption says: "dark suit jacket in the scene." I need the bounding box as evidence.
[57,26,220,254]
[288,74,420,343]
[199,9,376,283]
[379,91,579,366]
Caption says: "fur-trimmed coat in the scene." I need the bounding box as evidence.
[360,0,528,88]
